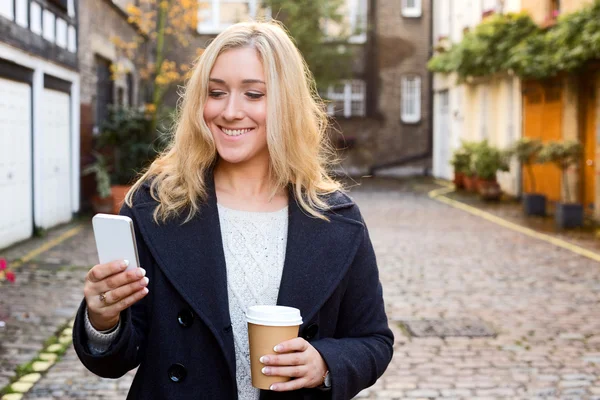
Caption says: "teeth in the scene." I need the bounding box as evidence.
[222,128,252,136]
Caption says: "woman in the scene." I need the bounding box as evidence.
[73,21,393,400]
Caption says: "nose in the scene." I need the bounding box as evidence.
[222,94,244,121]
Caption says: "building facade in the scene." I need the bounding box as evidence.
[0,0,80,249]
[431,0,522,196]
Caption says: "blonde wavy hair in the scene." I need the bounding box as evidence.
[126,20,341,223]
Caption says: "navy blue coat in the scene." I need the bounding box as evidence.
[73,175,393,399]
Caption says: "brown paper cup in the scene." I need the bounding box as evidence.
[246,306,303,390]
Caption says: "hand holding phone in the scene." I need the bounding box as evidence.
[85,214,149,331]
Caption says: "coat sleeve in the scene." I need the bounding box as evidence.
[311,218,394,400]
[72,204,153,379]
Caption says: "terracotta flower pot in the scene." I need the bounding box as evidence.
[477,179,502,201]
[463,175,478,192]
[453,172,465,190]
[91,195,114,214]
[111,185,132,215]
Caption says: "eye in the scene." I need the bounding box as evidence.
[209,90,226,98]
[246,92,264,99]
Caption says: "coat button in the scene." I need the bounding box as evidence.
[177,309,194,328]
[168,363,187,382]
[302,323,319,340]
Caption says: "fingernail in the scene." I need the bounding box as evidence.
[123,260,130,267]
[143,287,149,294]
[137,268,146,278]
[270,385,276,391]
[273,345,280,352]
[259,356,268,363]
[261,367,269,375]
[142,277,149,285]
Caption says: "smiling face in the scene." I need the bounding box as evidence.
[203,47,269,167]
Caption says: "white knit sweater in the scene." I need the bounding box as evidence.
[85,204,289,400]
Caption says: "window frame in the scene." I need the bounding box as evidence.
[401,75,422,124]
[326,79,366,118]
[197,0,261,34]
[401,0,422,18]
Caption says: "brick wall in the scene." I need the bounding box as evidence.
[78,0,141,209]
[336,0,432,174]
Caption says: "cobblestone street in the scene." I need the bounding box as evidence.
[2,178,600,399]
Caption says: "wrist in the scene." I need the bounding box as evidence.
[88,310,119,332]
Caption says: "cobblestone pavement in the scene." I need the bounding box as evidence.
[1,177,599,399]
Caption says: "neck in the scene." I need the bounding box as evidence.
[214,159,276,198]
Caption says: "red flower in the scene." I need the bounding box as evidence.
[5,271,15,283]
[0,259,6,271]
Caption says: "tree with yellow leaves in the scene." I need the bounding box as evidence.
[111,0,203,135]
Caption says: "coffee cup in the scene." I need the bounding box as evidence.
[246,305,303,389]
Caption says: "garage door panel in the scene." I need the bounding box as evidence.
[39,88,71,229]
[0,77,33,249]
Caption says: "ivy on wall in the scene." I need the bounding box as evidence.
[428,0,600,80]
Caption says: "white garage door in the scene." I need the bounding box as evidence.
[38,88,71,229]
[0,77,33,249]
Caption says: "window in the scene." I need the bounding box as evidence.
[401,76,421,123]
[435,0,451,40]
[197,0,262,34]
[348,0,367,43]
[402,0,422,18]
[94,56,114,133]
[326,80,366,118]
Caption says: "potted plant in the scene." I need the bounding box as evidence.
[472,140,510,201]
[511,138,546,216]
[538,140,584,229]
[95,105,160,214]
[461,141,479,192]
[449,147,471,189]
[83,152,113,214]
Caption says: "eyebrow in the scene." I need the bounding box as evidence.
[209,78,266,85]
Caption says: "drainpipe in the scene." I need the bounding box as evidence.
[369,0,434,176]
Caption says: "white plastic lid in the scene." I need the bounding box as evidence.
[246,305,303,326]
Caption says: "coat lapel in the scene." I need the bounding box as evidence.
[131,176,236,381]
[277,193,364,325]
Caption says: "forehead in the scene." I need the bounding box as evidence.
[210,47,265,82]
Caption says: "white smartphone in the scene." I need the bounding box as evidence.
[92,213,140,272]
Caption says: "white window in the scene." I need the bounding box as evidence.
[482,0,499,13]
[326,80,366,118]
[30,2,42,35]
[16,0,28,27]
[56,18,68,48]
[68,25,77,53]
[402,0,422,18]
[435,0,450,40]
[198,0,261,34]
[43,9,56,42]
[401,75,421,123]
[68,0,75,17]
[0,0,14,21]
[348,0,367,44]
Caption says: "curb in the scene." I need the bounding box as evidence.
[1,223,84,399]
[10,225,84,270]
[428,181,600,264]
[1,320,74,400]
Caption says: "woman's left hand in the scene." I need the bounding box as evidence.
[259,337,328,391]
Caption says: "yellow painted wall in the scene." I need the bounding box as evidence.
[562,75,581,202]
[521,0,551,24]
[561,0,594,14]
[594,75,600,219]
[462,76,521,195]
